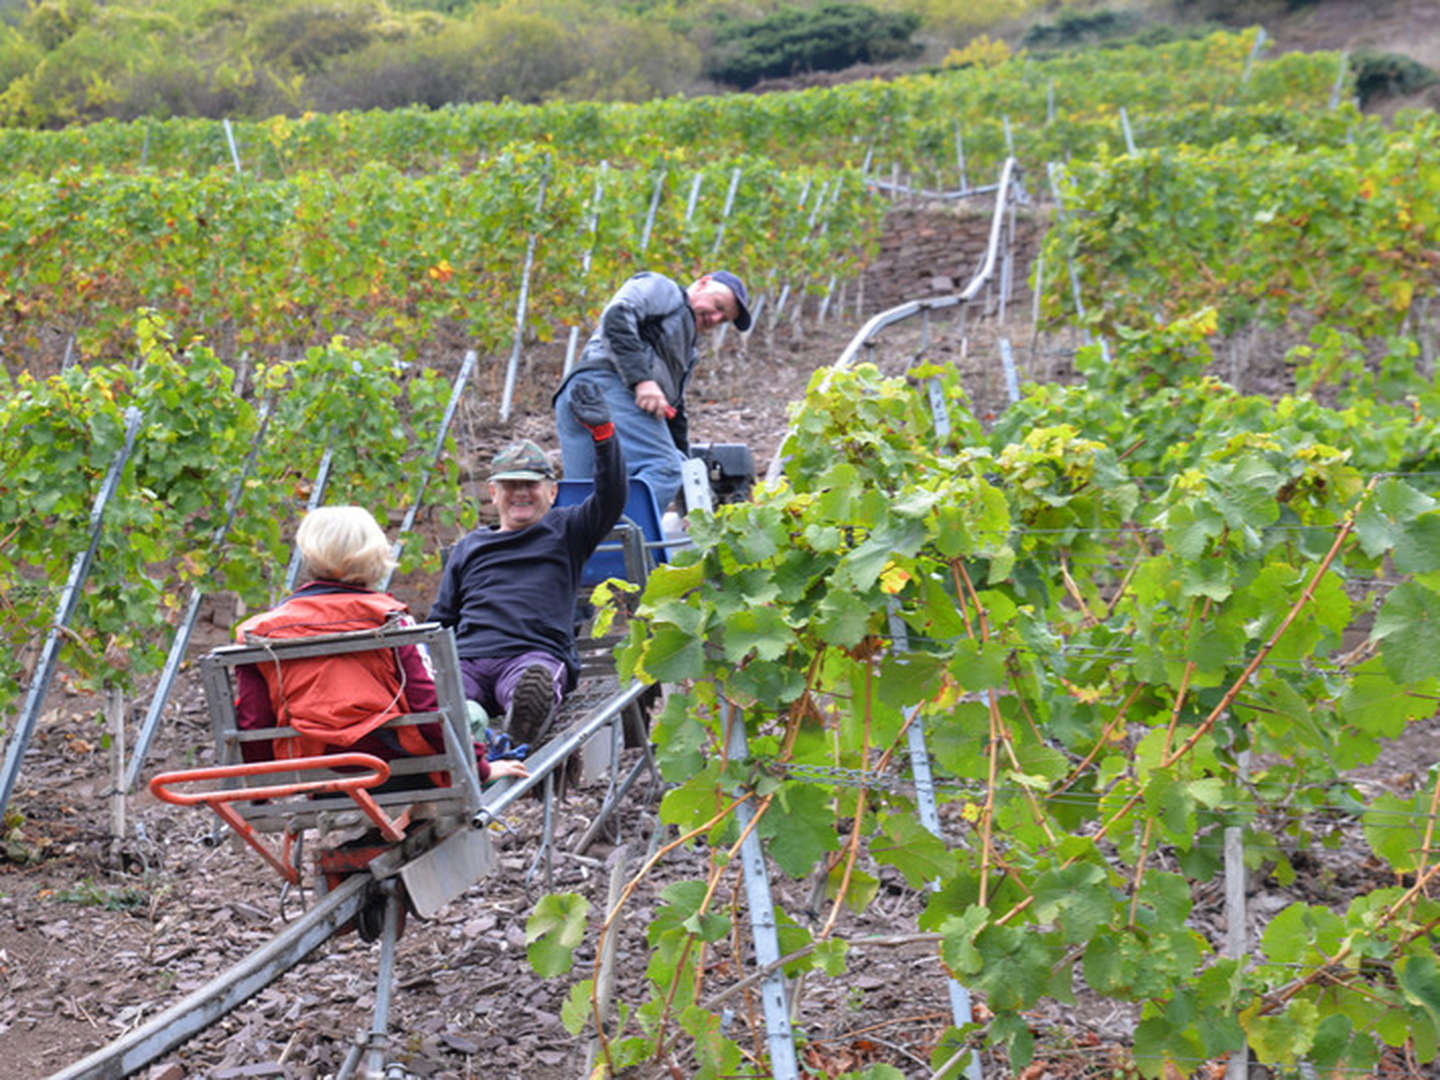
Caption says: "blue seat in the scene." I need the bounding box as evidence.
[555,477,671,588]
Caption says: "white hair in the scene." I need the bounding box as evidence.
[295,506,396,589]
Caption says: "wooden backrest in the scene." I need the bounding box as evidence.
[197,622,484,835]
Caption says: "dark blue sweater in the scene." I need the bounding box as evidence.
[428,436,625,687]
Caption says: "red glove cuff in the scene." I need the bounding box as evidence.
[588,421,615,442]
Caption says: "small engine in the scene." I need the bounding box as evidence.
[687,442,755,506]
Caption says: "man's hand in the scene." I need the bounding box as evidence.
[633,379,675,419]
[570,381,615,441]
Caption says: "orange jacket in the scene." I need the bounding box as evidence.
[236,586,439,762]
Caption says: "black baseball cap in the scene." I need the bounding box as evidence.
[709,270,752,332]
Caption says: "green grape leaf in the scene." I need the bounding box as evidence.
[525,892,590,977]
[561,979,595,1035]
[871,811,955,888]
[1399,953,1440,1027]
[1372,581,1440,683]
[643,624,706,682]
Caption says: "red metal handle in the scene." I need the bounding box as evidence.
[149,753,391,807]
[149,753,409,883]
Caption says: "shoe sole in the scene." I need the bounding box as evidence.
[508,665,556,747]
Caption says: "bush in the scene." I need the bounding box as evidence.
[0,7,204,126]
[304,27,492,111]
[554,14,701,102]
[1021,9,1142,49]
[1349,49,1437,108]
[244,1,393,77]
[704,3,921,90]
[0,25,41,92]
[944,33,1014,69]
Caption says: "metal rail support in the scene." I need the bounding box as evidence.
[575,752,658,855]
[1029,253,1046,371]
[639,166,666,253]
[1224,748,1252,1080]
[1240,27,1268,85]
[499,166,550,422]
[954,123,969,191]
[927,379,951,442]
[475,681,649,828]
[723,701,799,1079]
[1328,52,1350,110]
[1,406,144,817]
[998,338,1021,404]
[817,274,838,325]
[711,165,743,256]
[222,118,242,176]
[378,349,479,592]
[357,882,405,1080]
[684,171,704,225]
[1119,107,1137,155]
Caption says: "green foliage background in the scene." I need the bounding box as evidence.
[0,0,1125,127]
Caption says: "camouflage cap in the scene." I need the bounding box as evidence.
[489,439,555,481]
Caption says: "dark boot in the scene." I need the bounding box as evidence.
[507,664,556,748]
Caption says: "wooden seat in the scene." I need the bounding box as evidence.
[151,622,486,886]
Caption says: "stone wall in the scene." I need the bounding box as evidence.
[854,201,1045,317]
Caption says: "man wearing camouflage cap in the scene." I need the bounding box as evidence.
[429,383,624,746]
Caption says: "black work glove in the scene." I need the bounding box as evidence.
[570,381,614,441]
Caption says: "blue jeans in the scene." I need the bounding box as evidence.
[555,371,687,512]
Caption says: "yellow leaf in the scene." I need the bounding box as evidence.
[879,564,911,595]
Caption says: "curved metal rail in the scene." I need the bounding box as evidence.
[765,155,1021,484]
[49,873,371,1080]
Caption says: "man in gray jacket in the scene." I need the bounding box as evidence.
[553,270,751,513]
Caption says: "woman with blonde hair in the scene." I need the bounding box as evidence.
[234,506,527,783]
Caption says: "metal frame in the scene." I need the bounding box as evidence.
[191,623,484,842]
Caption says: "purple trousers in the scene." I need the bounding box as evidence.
[458,651,566,719]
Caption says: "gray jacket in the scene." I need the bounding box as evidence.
[557,271,697,451]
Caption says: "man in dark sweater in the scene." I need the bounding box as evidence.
[429,383,625,745]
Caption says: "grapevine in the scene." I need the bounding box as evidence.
[533,313,1440,1075]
